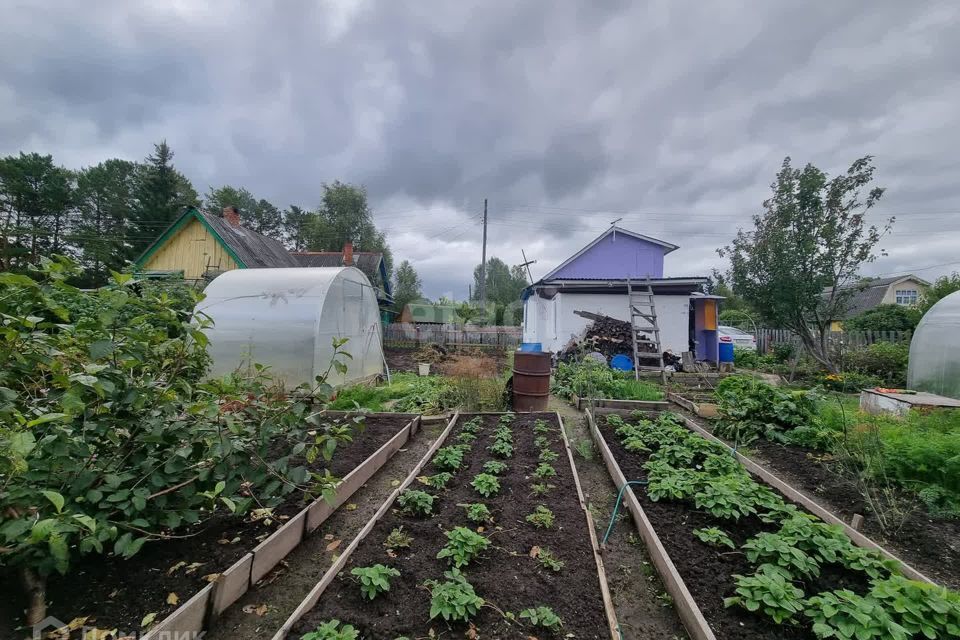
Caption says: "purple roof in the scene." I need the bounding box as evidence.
[544,226,677,281]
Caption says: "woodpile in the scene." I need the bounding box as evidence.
[558,310,656,362]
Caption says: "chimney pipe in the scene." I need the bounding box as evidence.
[222,206,240,227]
[343,241,354,266]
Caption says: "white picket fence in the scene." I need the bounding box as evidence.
[384,323,522,347]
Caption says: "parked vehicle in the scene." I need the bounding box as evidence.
[718,325,756,350]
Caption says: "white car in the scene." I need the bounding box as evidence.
[718,325,756,350]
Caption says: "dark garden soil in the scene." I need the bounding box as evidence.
[293,412,611,639]
[599,413,871,640]
[549,397,687,639]
[385,345,509,375]
[0,414,414,640]
[747,439,960,590]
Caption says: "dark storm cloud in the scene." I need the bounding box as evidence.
[2,1,960,297]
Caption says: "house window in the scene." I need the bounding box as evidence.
[895,289,918,305]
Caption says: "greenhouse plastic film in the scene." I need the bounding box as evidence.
[197,267,384,389]
[907,290,960,400]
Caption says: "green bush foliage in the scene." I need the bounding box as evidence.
[0,260,355,621]
[713,375,824,446]
[845,305,920,332]
[551,359,663,400]
[842,341,909,386]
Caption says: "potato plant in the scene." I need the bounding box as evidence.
[525,505,555,528]
[611,412,960,640]
[300,619,359,640]
[350,564,401,600]
[398,490,435,516]
[0,261,356,625]
[425,568,484,622]
[519,606,563,630]
[459,502,491,523]
[436,526,490,567]
[471,473,500,497]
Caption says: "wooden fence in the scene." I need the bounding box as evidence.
[756,328,911,353]
[384,323,522,347]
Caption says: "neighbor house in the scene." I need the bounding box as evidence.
[825,274,930,330]
[522,226,720,362]
[135,206,298,280]
[134,206,392,305]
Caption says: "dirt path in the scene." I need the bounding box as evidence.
[204,419,446,640]
[550,396,687,640]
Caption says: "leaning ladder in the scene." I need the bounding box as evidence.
[627,278,667,384]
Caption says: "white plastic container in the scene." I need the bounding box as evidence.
[418,363,431,376]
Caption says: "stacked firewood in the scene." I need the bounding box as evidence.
[558,311,656,362]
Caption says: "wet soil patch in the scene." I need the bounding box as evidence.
[385,345,509,375]
[294,412,610,639]
[0,414,413,640]
[747,439,960,590]
[599,414,872,640]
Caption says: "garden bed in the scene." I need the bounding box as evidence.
[0,413,418,640]
[573,395,672,412]
[588,408,952,640]
[283,412,617,639]
[746,438,960,590]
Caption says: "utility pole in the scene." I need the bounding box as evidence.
[520,249,537,284]
[479,198,488,322]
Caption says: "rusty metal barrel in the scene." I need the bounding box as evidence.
[512,351,552,411]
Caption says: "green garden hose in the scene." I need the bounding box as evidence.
[601,480,649,545]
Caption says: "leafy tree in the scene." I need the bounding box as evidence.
[918,272,960,316]
[131,141,198,254]
[393,260,422,313]
[0,153,74,269]
[471,257,528,325]
[305,181,392,279]
[71,159,138,285]
[722,156,889,371]
[456,302,482,324]
[845,304,920,332]
[283,204,311,251]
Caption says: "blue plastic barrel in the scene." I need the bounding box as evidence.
[610,354,634,371]
[719,342,735,363]
[518,342,543,352]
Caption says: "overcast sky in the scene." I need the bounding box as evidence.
[3,1,959,298]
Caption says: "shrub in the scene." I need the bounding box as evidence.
[845,305,920,332]
[843,341,909,386]
[713,375,822,445]
[350,564,400,600]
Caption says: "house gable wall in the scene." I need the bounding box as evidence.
[551,231,667,279]
[142,218,239,280]
[881,278,928,305]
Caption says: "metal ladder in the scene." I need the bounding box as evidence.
[628,278,667,384]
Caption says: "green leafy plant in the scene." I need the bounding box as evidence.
[471,473,501,497]
[398,489,435,517]
[536,547,564,572]
[723,564,805,624]
[460,502,491,523]
[383,527,412,550]
[574,439,595,460]
[433,445,466,471]
[350,564,400,600]
[869,574,960,639]
[455,431,477,445]
[498,413,515,424]
[482,460,508,475]
[0,261,356,625]
[742,532,822,578]
[461,416,483,433]
[534,435,550,449]
[525,505,555,528]
[713,375,823,446]
[519,606,563,630]
[693,527,735,549]
[436,527,490,568]
[492,426,514,442]
[530,483,555,497]
[538,449,559,463]
[425,568,484,622]
[532,463,556,479]
[423,472,454,490]
[533,419,552,434]
[489,439,513,458]
[804,589,909,640]
[300,620,359,640]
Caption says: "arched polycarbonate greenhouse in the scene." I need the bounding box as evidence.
[907,290,960,399]
[197,267,385,389]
